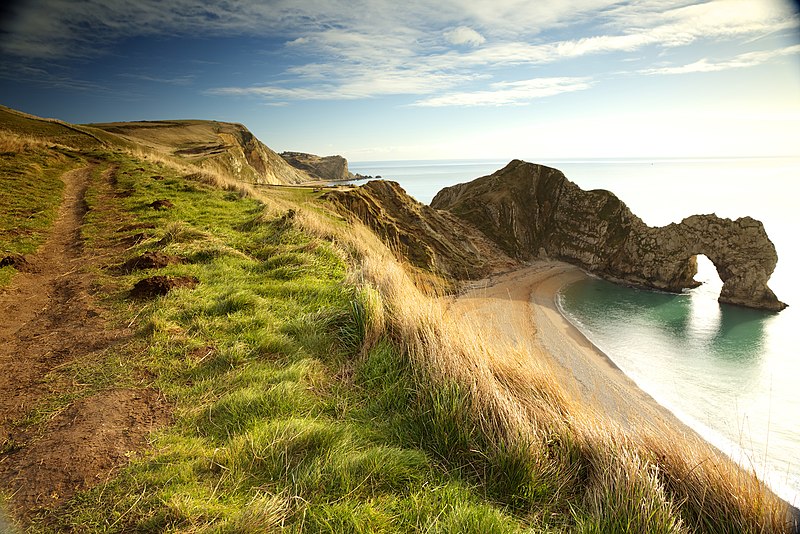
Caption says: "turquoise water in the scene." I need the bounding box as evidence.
[558,269,800,505]
[351,157,800,505]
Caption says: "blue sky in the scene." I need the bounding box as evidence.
[1,0,798,160]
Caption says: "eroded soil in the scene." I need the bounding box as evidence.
[0,164,169,520]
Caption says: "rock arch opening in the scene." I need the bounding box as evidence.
[691,254,723,298]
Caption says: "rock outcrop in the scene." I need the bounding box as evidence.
[280,152,355,182]
[431,160,786,311]
[324,181,517,280]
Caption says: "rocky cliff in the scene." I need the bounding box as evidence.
[91,120,312,185]
[324,181,517,280]
[431,160,786,311]
[280,152,355,182]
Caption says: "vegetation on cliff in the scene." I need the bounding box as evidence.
[91,118,313,185]
[0,108,794,533]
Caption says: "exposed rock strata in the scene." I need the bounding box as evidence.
[280,151,355,182]
[431,160,786,311]
[324,181,517,279]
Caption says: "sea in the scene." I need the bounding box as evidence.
[348,157,800,506]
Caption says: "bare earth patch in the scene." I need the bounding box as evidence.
[0,164,170,520]
[2,389,168,513]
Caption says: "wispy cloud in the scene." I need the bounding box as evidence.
[117,73,196,85]
[2,0,797,107]
[0,62,112,93]
[603,0,799,46]
[639,44,800,75]
[208,69,484,101]
[3,0,795,60]
[412,77,594,107]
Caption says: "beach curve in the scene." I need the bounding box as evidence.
[450,260,696,436]
[449,260,800,528]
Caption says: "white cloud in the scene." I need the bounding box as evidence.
[640,44,800,75]
[444,26,486,47]
[287,37,309,46]
[3,0,798,108]
[209,67,483,101]
[605,0,799,45]
[412,77,594,107]
[4,0,796,60]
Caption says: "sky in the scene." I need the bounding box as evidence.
[0,0,799,161]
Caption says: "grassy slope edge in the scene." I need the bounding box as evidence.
[0,117,793,533]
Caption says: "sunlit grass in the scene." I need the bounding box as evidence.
[0,147,69,253]
[20,151,537,533]
[2,125,790,532]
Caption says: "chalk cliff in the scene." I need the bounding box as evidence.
[280,152,355,182]
[431,160,786,311]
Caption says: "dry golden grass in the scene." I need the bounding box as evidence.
[121,146,275,204]
[10,119,786,530]
[268,193,792,532]
[0,130,57,152]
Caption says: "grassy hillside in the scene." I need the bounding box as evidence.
[0,106,127,149]
[0,110,794,533]
[90,119,313,185]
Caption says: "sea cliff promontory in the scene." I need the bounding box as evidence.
[280,151,355,182]
[91,119,313,185]
[431,160,786,311]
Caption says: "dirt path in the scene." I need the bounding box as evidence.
[0,164,168,519]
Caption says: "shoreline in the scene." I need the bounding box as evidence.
[453,261,701,435]
[546,266,800,511]
[453,260,799,525]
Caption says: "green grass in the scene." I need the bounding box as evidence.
[0,106,123,149]
[18,151,542,533]
[0,147,78,285]
[4,141,787,533]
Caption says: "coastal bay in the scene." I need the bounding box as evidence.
[453,261,799,519]
[356,157,800,509]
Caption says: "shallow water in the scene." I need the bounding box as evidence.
[351,156,800,505]
[558,265,800,505]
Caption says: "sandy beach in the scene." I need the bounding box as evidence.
[451,261,705,438]
[452,261,800,529]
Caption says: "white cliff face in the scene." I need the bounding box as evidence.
[432,160,786,312]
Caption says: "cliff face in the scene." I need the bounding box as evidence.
[280,152,354,182]
[91,120,312,185]
[432,160,786,311]
[324,181,517,279]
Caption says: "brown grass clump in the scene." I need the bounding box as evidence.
[0,130,55,152]
[641,429,789,533]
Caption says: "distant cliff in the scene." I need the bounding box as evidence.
[91,120,312,185]
[280,152,355,182]
[431,160,786,311]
